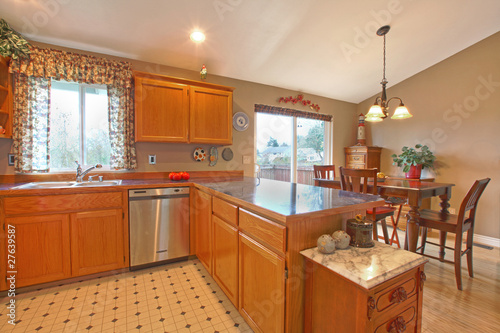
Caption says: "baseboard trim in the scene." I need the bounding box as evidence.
[474,234,500,248]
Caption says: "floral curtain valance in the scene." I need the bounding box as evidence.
[9,45,133,88]
[10,45,136,172]
[254,104,333,122]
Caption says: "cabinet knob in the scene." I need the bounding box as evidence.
[390,287,408,304]
[388,316,406,333]
[367,296,376,320]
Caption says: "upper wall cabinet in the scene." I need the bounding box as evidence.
[134,71,234,144]
[0,56,12,139]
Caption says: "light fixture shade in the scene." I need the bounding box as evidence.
[365,114,384,122]
[365,104,384,122]
[391,105,413,119]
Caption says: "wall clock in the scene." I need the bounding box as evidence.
[233,112,249,131]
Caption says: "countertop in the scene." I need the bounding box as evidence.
[300,242,428,289]
[0,176,385,222]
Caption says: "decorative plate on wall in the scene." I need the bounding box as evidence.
[209,147,218,167]
[193,147,206,162]
[222,148,233,161]
[233,112,249,131]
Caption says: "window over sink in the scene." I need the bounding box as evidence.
[49,80,111,171]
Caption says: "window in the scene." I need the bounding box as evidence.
[49,80,111,171]
[256,112,332,185]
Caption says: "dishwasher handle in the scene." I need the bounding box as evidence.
[129,187,190,198]
[129,194,189,201]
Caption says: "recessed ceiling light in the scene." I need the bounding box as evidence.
[190,31,205,43]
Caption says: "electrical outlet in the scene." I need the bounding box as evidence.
[448,208,456,214]
[149,155,156,165]
[242,155,252,165]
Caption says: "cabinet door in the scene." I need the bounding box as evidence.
[212,215,238,307]
[239,232,285,333]
[135,76,189,142]
[70,209,125,277]
[189,86,232,144]
[5,214,71,287]
[194,189,212,273]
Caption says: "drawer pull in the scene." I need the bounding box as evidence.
[390,287,408,304]
[367,296,376,320]
[420,271,427,291]
[353,156,360,160]
[388,316,406,333]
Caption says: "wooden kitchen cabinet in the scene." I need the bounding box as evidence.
[304,258,426,333]
[239,231,286,333]
[70,209,125,277]
[1,191,127,290]
[345,146,382,170]
[0,55,12,138]
[134,76,189,142]
[134,71,234,144]
[5,214,72,288]
[212,215,239,306]
[194,188,213,273]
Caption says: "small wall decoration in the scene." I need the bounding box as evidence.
[193,147,206,162]
[222,148,233,161]
[232,112,249,131]
[209,147,218,166]
[278,94,320,112]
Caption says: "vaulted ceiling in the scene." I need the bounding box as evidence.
[1,0,499,103]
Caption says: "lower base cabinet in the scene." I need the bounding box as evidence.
[5,214,72,288]
[304,258,425,333]
[70,209,125,277]
[239,232,285,333]
[212,215,239,307]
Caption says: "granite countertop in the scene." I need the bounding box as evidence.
[196,177,384,219]
[0,176,385,221]
[300,242,428,289]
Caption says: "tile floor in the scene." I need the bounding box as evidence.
[0,259,253,333]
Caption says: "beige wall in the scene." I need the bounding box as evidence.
[0,41,358,178]
[358,32,500,240]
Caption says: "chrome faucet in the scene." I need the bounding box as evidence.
[75,161,102,182]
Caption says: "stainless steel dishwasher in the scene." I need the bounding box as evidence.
[129,187,190,269]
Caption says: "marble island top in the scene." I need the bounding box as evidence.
[301,242,428,289]
[197,177,385,218]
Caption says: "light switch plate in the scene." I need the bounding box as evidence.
[149,155,156,165]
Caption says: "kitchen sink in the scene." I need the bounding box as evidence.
[12,180,122,189]
[73,180,122,187]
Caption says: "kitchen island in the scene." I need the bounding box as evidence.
[0,175,386,332]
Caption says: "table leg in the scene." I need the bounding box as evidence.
[438,194,451,259]
[406,205,420,252]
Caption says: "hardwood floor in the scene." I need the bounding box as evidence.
[390,227,500,333]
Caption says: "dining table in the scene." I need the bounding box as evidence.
[314,177,455,253]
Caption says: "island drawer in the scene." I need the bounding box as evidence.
[213,197,238,226]
[4,192,123,215]
[373,267,418,315]
[373,296,417,333]
[239,208,286,254]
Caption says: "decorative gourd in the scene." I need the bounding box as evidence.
[332,230,351,249]
[317,234,336,254]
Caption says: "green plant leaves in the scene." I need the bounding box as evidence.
[0,18,31,59]
[392,144,436,170]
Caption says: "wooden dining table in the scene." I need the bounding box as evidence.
[314,178,455,253]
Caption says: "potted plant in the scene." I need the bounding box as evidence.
[391,144,435,179]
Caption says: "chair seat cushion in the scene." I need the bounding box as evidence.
[366,206,396,215]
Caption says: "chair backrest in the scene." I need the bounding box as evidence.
[456,178,491,231]
[339,167,378,195]
[313,165,336,180]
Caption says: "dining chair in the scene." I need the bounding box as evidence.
[313,165,336,180]
[339,167,395,244]
[417,178,490,290]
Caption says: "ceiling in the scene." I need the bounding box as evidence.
[1,0,499,103]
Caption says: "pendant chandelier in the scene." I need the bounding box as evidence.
[365,25,412,122]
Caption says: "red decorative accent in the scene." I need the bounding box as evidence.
[278,94,320,112]
[405,164,422,179]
